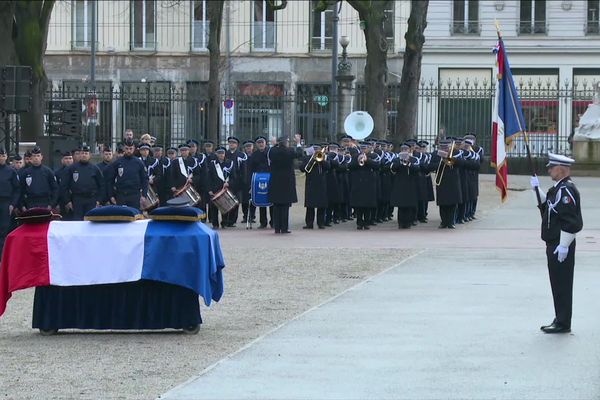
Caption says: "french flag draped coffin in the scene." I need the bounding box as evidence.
[0,220,225,316]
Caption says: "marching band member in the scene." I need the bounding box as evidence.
[416,140,434,223]
[225,136,245,227]
[300,144,330,229]
[240,140,255,224]
[390,143,420,229]
[203,140,217,162]
[464,133,482,220]
[349,141,379,230]
[208,147,236,229]
[248,136,272,229]
[376,140,393,223]
[324,143,343,226]
[426,138,464,229]
[267,134,303,234]
[164,143,199,205]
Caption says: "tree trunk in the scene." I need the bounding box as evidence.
[207,1,224,144]
[13,0,55,142]
[0,1,17,66]
[349,1,390,138]
[394,0,428,145]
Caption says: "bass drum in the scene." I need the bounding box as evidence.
[211,188,239,214]
[251,172,272,207]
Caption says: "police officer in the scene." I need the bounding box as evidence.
[96,147,113,204]
[61,145,104,220]
[55,151,74,220]
[248,136,272,228]
[106,139,148,208]
[19,146,58,210]
[11,155,24,170]
[267,134,303,234]
[531,153,583,334]
[0,147,19,254]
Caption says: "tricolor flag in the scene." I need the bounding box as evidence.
[0,220,225,316]
[491,37,527,201]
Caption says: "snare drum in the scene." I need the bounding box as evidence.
[211,188,239,214]
[141,186,160,211]
[176,185,202,207]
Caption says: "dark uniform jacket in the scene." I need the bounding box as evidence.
[0,164,20,206]
[207,159,236,194]
[248,149,270,174]
[19,165,58,207]
[427,152,466,206]
[540,177,583,244]
[348,154,379,208]
[299,155,330,209]
[165,156,200,193]
[97,161,112,202]
[390,158,420,208]
[106,155,149,198]
[267,145,302,204]
[225,150,246,193]
[61,161,104,204]
[326,153,343,205]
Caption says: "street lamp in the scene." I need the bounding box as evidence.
[338,36,350,72]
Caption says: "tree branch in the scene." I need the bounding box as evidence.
[346,0,371,18]
[40,0,55,26]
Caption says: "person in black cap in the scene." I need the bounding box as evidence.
[55,151,74,220]
[60,145,104,220]
[248,136,272,228]
[390,143,420,229]
[349,141,379,230]
[0,147,20,254]
[415,140,434,223]
[203,140,216,161]
[240,140,256,224]
[164,143,199,205]
[531,153,583,334]
[267,134,303,234]
[96,147,113,204]
[105,139,148,208]
[23,150,32,168]
[11,155,23,170]
[223,136,245,227]
[324,143,343,226]
[18,146,58,211]
[138,143,162,201]
[300,145,330,229]
[207,146,236,229]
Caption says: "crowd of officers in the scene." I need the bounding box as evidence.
[0,129,484,251]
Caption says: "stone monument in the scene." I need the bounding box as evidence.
[572,83,600,174]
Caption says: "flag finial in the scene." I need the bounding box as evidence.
[495,20,502,38]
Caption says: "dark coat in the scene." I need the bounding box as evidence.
[427,153,463,206]
[326,153,343,205]
[267,145,302,205]
[207,159,236,194]
[348,154,378,208]
[389,159,420,208]
[379,155,393,203]
[299,155,329,208]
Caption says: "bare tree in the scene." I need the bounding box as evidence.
[206,1,225,144]
[394,0,428,144]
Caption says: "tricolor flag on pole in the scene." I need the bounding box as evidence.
[491,36,528,202]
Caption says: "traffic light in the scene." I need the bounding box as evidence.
[47,99,83,136]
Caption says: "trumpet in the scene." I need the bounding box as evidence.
[304,146,327,173]
[435,141,456,186]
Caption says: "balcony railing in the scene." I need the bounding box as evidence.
[585,20,600,35]
[517,21,548,35]
[451,21,481,35]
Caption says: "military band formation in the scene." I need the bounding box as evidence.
[0,129,484,252]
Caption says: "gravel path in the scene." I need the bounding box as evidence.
[0,174,506,399]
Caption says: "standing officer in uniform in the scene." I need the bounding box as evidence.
[531,153,583,334]
[55,151,74,220]
[61,145,104,220]
[96,147,113,204]
[267,134,303,234]
[248,136,272,228]
[19,146,58,210]
[12,155,24,170]
[106,139,148,208]
[0,147,19,254]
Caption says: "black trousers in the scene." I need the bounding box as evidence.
[355,207,369,227]
[546,242,576,328]
[305,207,325,228]
[439,204,456,227]
[0,199,11,256]
[417,201,429,221]
[72,195,97,221]
[242,201,256,221]
[116,193,141,209]
[397,207,416,228]
[272,203,290,233]
[209,202,225,227]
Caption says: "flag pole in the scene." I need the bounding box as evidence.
[495,22,543,212]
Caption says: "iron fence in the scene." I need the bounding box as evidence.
[43,79,594,157]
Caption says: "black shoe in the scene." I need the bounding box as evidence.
[212,224,219,229]
[341,219,348,222]
[318,225,325,229]
[471,216,477,220]
[363,226,370,230]
[412,221,418,226]
[324,223,332,227]
[333,220,340,224]
[302,225,313,229]
[241,218,247,223]
[227,223,236,227]
[251,218,257,222]
[357,226,363,230]
[540,319,558,330]
[456,220,464,225]
[258,224,267,229]
[438,224,447,229]
[541,322,571,334]
[418,219,428,223]
[447,225,456,229]
[281,230,292,234]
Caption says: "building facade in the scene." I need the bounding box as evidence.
[44,0,600,155]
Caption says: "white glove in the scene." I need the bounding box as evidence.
[553,245,569,263]
[530,175,540,189]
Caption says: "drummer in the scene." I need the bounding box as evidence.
[165,143,199,204]
[207,146,236,229]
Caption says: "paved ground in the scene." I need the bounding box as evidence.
[162,174,600,400]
